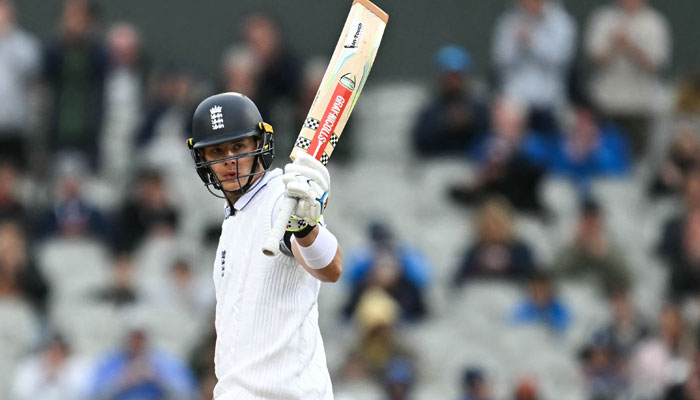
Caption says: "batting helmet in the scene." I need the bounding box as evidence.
[187,92,275,198]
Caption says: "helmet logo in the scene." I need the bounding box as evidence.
[210,106,224,130]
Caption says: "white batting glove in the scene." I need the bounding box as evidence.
[282,153,330,227]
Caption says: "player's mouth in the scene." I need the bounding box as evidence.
[222,172,237,180]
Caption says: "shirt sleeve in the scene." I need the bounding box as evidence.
[529,7,577,67]
[641,11,671,70]
[585,8,613,60]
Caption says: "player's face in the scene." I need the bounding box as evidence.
[202,137,260,193]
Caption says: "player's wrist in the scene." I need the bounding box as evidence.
[292,225,337,269]
[293,224,315,238]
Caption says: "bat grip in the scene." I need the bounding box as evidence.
[262,196,298,256]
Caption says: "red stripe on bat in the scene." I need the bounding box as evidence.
[308,82,352,160]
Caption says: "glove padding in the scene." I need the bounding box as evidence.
[282,153,330,226]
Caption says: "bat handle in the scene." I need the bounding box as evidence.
[262,196,298,256]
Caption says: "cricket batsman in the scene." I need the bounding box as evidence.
[188,92,342,399]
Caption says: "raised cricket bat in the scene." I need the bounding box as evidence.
[262,0,388,256]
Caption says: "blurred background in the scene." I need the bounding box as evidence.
[1,0,700,399]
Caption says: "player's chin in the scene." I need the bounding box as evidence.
[221,180,242,193]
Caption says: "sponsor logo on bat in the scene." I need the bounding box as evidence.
[343,22,363,48]
[308,78,355,159]
[339,73,356,91]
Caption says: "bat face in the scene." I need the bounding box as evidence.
[291,0,388,165]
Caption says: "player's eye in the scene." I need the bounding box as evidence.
[233,143,246,153]
[208,147,223,157]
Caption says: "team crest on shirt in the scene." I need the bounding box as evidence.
[210,106,224,130]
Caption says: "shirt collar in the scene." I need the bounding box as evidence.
[224,169,282,217]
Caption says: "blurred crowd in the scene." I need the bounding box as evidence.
[1,0,700,399]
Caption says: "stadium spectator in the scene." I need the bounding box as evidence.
[595,287,650,358]
[11,333,87,400]
[188,315,216,399]
[449,98,547,214]
[510,271,571,334]
[492,0,576,135]
[89,323,197,399]
[628,304,694,399]
[0,220,50,315]
[382,356,417,400]
[453,197,536,287]
[0,161,27,228]
[341,289,412,383]
[342,250,428,322]
[345,221,432,293]
[34,156,108,241]
[658,168,700,300]
[554,198,631,295]
[220,46,259,99]
[42,0,108,170]
[412,45,488,157]
[241,13,300,123]
[665,350,700,400]
[92,254,138,308]
[112,168,179,254]
[578,330,629,400]
[584,0,671,158]
[136,65,198,169]
[152,259,213,315]
[0,0,41,168]
[648,122,700,197]
[546,102,631,195]
[101,22,147,184]
[458,366,492,400]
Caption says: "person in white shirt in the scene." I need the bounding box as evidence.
[187,92,342,399]
[0,0,41,168]
[492,0,577,135]
[11,334,88,400]
[585,0,671,158]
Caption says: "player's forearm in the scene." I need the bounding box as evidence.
[292,225,343,282]
[297,246,343,283]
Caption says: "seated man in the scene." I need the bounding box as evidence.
[554,198,631,295]
[450,97,547,215]
[452,197,536,287]
[412,45,488,157]
[547,103,630,195]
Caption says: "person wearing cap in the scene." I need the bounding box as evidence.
[412,44,488,157]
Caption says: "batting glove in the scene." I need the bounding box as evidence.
[282,153,330,227]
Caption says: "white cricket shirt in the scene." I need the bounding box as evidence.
[212,168,333,400]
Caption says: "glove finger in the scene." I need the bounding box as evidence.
[309,201,321,221]
[284,165,329,190]
[286,182,312,199]
[281,172,299,185]
[296,199,315,220]
[290,155,331,185]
